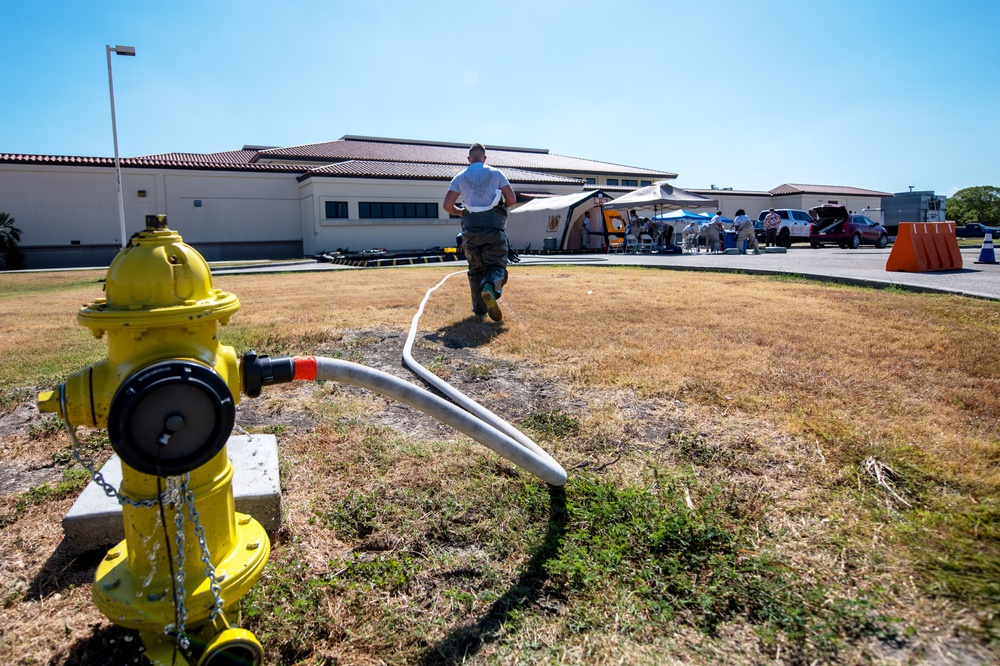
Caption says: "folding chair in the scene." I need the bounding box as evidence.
[607,235,624,253]
[637,234,654,254]
[625,234,639,254]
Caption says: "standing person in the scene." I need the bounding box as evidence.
[443,143,517,321]
[733,209,761,254]
[711,210,726,252]
[580,211,591,249]
[711,210,724,230]
[764,207,781,247]
[628,209,640,236]
[703,215,723,253]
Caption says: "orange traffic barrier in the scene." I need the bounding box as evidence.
[886,222,962,272]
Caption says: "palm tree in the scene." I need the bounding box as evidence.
[0,212,25,270]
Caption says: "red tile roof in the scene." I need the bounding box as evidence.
[140,149,259,163]
[300,160,580,184]
[0,153,307,173]
[261,136,675,178]
[769,183,892,197]
[584,184,640,193]
[687,188,771,196]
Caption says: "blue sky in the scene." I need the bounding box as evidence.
[3,0,997,196]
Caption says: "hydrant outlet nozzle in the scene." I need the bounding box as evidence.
[241,351,295,398]
[37,387,63,415]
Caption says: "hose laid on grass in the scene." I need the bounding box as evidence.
[285,355,566,485]
[400,271,566,484]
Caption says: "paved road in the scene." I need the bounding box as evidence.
[591,245,1000,301]
[215,245,1000,301]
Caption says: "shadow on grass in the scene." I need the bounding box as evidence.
[419,484,567,665]
[425,316,506,350]
[61,623,143,666]
[26,541,105,601]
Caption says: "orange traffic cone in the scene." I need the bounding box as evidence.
[975,233,998,265]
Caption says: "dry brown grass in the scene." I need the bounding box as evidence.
[1,264,998,665]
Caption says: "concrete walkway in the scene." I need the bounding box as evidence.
[213,245,1000,302]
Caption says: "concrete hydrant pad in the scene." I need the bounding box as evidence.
[62,435,281,555]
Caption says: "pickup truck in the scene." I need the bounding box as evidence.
[955,223,1000,239]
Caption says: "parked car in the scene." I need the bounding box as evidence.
[808,205,889,249]
[955,222,1000,239]
[757,209,814,247]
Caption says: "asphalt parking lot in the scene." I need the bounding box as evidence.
[591,245,1000,301]
[215,245,1000,302]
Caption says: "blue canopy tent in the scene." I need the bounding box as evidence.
[651,210,732,249]
[652,209,714,222]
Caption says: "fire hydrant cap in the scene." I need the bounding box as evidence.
[79,227,239,331]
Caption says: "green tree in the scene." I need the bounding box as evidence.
[947,186,1000,225]
[0,212,25,270]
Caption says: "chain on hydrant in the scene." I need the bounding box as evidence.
[38,216,267,666]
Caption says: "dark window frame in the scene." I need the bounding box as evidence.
[324,201,349,219]
[359,202,439,219]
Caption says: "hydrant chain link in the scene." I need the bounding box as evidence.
[168,476,191,649]
[62,414,160,508]
[183,487,226,619]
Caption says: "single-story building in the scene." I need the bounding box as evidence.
[0,136,674,268]
[683,184,892,222]
[0,135,892,268]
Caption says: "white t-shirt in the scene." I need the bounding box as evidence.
[448,162,510,209]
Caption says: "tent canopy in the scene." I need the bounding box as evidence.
[653,209,713,222]
[505,190,610,251]
[603,181,717,211]
[508,190,599,215]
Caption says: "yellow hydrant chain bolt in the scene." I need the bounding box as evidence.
[38,215,267,666]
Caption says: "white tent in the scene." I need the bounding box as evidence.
[603,180,717,212]
[506,191,617,251]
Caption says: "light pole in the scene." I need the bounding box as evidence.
[106,44,136,249]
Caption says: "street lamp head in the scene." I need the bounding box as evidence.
[110,45,136,56]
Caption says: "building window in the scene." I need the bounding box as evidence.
[325,201,349,219]
[585,177,596,185]
[640,180,652,187]
[359,202,439,219]
[607,179,619,186]
[622,179,638,187]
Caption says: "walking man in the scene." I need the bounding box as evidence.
[443,143,517,321]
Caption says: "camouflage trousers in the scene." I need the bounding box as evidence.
[462,226,509,316]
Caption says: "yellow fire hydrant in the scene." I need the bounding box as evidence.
[38,216,268,665]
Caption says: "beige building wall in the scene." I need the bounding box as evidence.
[0,164,301,247]
[157,171,301,243]
[299,177,584,257]
[771,193,884,217]
[691,192,885,220]
[0,164,148,247]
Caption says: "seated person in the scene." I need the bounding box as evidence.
[682,221,700,247]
